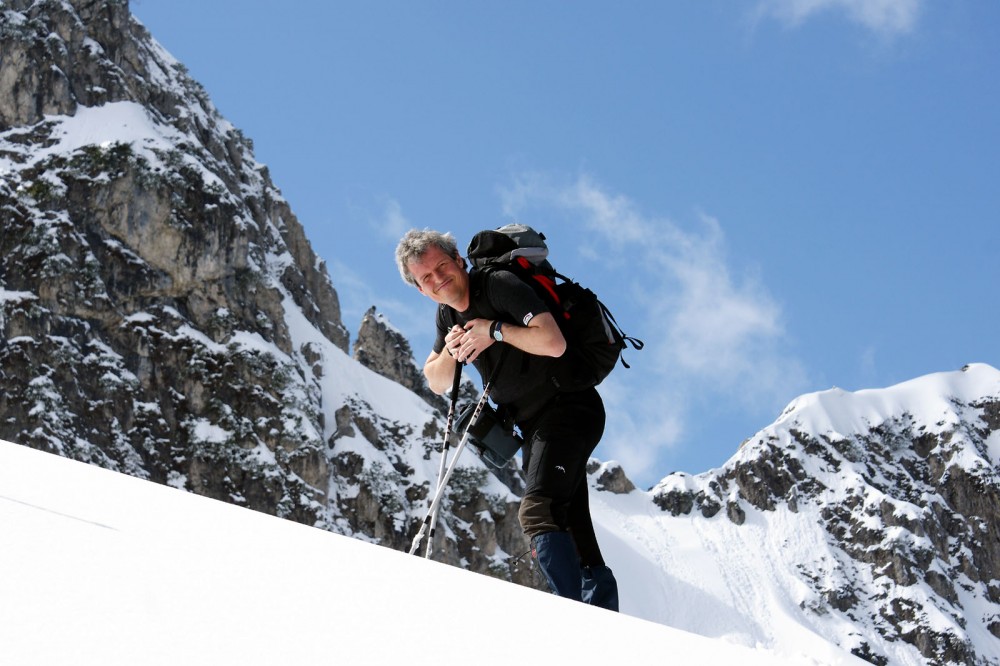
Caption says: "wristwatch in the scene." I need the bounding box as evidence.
[491,320,504,342]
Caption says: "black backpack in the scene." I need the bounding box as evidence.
[466,224,643,391]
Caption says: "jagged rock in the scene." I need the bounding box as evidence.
[0,0,353,530]
[0,0,538,592]
[587,459,636,494]
[354,306,445,412]
[652,487,695,516]
[352,305,481,420]
[725,501,746,525]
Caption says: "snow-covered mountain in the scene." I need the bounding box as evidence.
[2,2,999,665]
[610,363,1000,665]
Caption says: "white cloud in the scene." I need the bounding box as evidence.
[754,0,921,35]
[499,173,809,474]
[597,373,687,477]
[343,188,413,242]
[858,344,878,388]
[376,198,411,241]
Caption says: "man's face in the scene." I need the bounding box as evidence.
[407,244,470,309]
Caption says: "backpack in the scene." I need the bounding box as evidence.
[466,223,643,391]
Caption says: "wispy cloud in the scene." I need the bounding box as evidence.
[754,0,921,35]
[499,173,809,476]
[346,190,413,241]
[375,198,411,241]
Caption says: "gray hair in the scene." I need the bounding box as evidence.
[395,228,460,287]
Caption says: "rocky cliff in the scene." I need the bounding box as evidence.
[0,0,535,587]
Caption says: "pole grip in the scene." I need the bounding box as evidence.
[449,360,463,399]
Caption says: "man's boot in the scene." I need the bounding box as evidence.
[532,531,582,601]
[581,565,619,612]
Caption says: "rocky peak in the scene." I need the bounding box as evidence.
[651,365,1000,664]
[2,0,133,127]
[587,459,637,494]
[352,306,483,440]
[353,306,446,412]
[1,0,349,351]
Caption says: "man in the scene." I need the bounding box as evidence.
[395,228,619,611]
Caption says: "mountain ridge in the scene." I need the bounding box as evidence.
[641,363,1000,664]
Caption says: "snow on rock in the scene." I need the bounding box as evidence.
[633,364,1000,665]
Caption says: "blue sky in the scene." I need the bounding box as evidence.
[132,0,998,488]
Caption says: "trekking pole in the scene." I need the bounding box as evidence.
[408,380,496,556]
[424,361,464,559]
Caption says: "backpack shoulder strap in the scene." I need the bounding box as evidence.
[463,268,500,320]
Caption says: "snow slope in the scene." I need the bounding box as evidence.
[599,363,1000,665]
[0,439,864,666]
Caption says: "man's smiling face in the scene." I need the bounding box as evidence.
[407,244,470,311]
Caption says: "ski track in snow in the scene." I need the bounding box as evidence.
[0,493,118,531]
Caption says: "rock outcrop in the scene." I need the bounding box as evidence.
[0,0,536,589]
[354,306,445,412]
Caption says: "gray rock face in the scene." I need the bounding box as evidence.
[0,0,347,520]
[0,0,537,591]
[587,459,636,495]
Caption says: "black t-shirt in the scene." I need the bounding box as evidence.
[434,269,559,420]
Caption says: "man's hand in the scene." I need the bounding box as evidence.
[425,313,566,394]
[455,320,495,364]
[423,324,489,394]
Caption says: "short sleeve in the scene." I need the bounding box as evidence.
[483,270,550,326]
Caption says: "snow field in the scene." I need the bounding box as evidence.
[0,439,856,666]
[592,485,867,665]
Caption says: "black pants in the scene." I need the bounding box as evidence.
[518,387,606,568]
